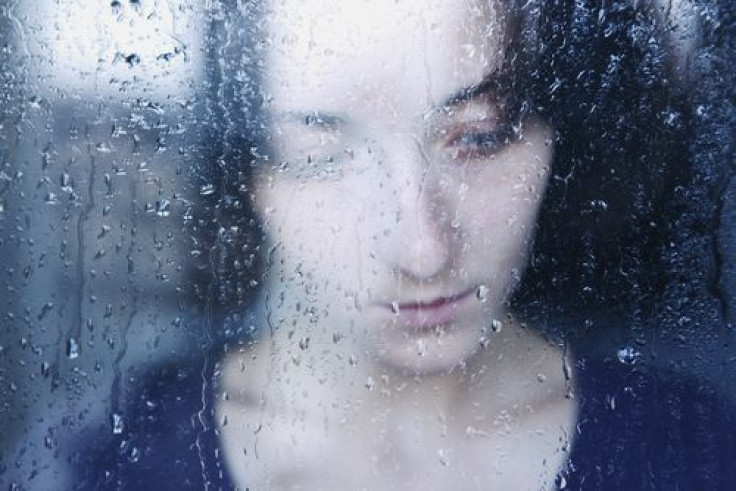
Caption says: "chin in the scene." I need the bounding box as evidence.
[370,329,483,375]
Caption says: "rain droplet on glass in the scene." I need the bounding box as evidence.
[200,184,215,196]
[125,53,141,67]
[390,301,400,314]
[112,413,124,434]
[617,345,641,365]
[155,198,171,217]
[476,284,489,303]
[67,338,80,359]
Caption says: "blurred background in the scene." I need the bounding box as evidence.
[0,1,217,487]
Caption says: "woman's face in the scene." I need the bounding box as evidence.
[254,0,553,373]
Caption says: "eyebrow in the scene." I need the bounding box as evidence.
[440,71,507,108]
[274,72,509,126]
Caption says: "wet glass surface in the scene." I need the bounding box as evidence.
[1,1,735,489]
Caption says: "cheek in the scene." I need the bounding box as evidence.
[460,180,538,249]
[459,156,551,275]
[256,181,374,281]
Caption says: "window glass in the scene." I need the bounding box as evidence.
[1,0,735,489]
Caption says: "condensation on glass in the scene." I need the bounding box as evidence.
[1,0,735,489]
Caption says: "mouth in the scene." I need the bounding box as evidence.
[383,287,477,330]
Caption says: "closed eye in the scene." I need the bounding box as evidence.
[270,111,350,179]
[443,122,514,161]
[304,112,344,131]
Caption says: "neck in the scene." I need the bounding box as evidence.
[255,292,559,418]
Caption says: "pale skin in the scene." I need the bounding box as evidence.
[217,1,577,489]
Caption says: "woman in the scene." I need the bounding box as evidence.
[216,1,575,488]
[78,0,736,489]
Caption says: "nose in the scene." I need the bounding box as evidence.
[384,145,451,282]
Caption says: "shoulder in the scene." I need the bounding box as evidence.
[72,359,234,490]
[563,353,736,489]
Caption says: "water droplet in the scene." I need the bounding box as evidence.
[476,285,489,303]
[348,354,358,366]
[97,143,113,154]
[555,474,568,489]
[298,337,310,350]
[67,338,80,359]
[112,413,124,434]
[60,172,73,191]
[38,302,54,320]
[157,52,175,62]
[127,446,140,463]
[415,339,426,356]
[28,95,43,109]
[125,53,141,67]
[97,224,112,239]
[589,199,608,211]
[491,319,503,333]
[450,212,460,229]
[390,301,400,314]
[365,376,375,391]
[199,184,215,196]
[607,394,616,411]
[437,448,449,466]
[155,198,171,217]
[617,345,641,365]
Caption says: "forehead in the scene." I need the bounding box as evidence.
[264,0,505,114]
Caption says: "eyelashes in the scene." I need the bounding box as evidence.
[441,121,515,162]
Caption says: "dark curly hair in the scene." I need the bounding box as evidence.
[512,0,692,322]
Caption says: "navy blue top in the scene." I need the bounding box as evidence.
[73,350,736,490]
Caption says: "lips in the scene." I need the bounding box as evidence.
[387,287,476,329]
